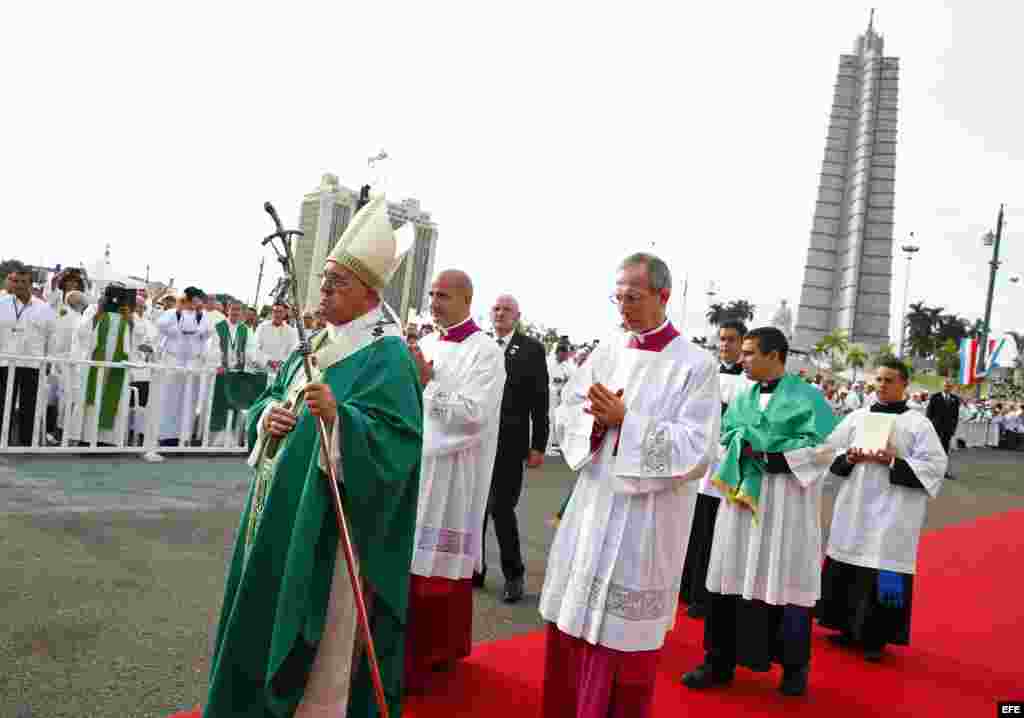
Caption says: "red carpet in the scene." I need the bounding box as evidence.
[171,509,1024,717]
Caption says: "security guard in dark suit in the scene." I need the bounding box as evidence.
[477,294,549,603]
[926,378,961,479]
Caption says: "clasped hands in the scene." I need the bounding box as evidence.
[584,382,626,428]
[846,446,896,466]
[263,383,338,438]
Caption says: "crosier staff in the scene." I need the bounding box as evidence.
[261,201,390,718]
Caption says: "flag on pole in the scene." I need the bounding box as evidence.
[976,337,1007,378]
[959,337,979,385]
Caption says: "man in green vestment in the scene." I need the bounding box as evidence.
[204,194,422,718]
[208,300,268,446]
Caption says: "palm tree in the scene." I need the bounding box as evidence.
[723,299,756,323]
[935,338,960,378]
[820,329,850,374]
[847,344,868,383]
[705,302,727,327]
[870,342,897,367]
[542,327,561,352]
[905,302,943,358]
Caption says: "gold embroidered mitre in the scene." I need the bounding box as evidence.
[327,194,406,290]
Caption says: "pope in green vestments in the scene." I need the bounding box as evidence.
[204,309,423,718]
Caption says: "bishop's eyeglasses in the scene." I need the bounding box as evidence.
[318,272,357,292]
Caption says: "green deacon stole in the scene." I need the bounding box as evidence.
[210,321,265,433]
[712,373,836,517]
[85,313,131,430]
[216,320,249,370]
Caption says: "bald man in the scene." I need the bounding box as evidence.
[476,293,550,603]
[405,269,506,689]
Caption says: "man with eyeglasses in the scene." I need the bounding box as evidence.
[403,269,506,691]
[539,252,720,718]
[204,194,423,718]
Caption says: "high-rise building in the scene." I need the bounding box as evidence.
[793,14,898,356]
[295,174,438,324]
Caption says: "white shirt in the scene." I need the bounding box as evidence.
[825,408,946,573]
[156,308,213,366]
[412,328,506,579]
[540,329,720,651]
[256,320,299,367]
[0,294,57,365]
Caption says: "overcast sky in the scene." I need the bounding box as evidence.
[3,0,1021,345]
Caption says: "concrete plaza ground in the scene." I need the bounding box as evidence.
[1,446,1021,717]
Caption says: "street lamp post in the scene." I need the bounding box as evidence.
[975,204,1006,399]
[706,280,719,349]
[898,234,920,359]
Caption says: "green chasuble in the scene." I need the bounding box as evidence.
[204,325,423,718]
[713,373,836,516]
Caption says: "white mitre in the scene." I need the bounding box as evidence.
[326,193,413,290]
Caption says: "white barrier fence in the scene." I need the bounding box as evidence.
[0,353,264,456]
[954,417,999,449]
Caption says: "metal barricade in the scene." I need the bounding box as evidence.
[0,353,260,456]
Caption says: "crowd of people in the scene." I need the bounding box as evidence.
[0,260,316,455]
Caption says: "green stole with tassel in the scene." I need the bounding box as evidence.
[210,321,265,433]
[85,313,131,430]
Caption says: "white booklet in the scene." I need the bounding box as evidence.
[856,413,896,452]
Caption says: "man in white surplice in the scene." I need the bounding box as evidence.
[546,340,576,455]
[256,302,299,378]
[683,326,837,698]
[818,359,946,662]
[404,269,506,690]
[539,253,720,718]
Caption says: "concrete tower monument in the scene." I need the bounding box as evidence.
[793,12,898,355]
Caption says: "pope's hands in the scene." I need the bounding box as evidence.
[265,405,297,438]
[305,383,338,424]
[585,383,625,427]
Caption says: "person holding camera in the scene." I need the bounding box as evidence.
[67,284,137,447]
[156,286,212,446]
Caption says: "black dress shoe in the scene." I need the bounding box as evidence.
[779,666,808,697]
[681,663,733,689]
[472,570,486,589]
[686,603,706,619]
[502,577,525,603]
[863,647,884,662]
[827,632,854,647]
